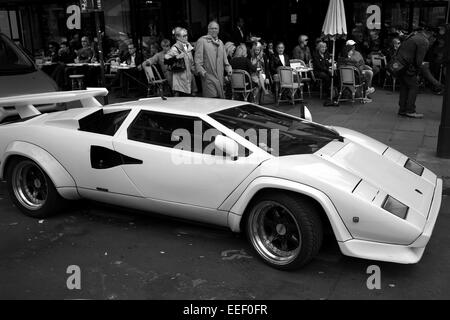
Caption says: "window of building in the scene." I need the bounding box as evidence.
[420,5,448,27]
[383,2,410,31]
[103,0,131,43]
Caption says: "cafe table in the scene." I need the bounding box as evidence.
[110,64,137,97]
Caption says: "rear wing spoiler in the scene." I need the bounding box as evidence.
[0,88,108,119]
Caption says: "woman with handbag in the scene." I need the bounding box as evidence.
[164,27,197,96]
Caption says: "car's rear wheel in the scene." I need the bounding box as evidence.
[6,157,63,218]
[245,192,323,270]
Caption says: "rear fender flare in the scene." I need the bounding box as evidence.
[0,141,80,200]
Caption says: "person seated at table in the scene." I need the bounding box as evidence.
[364,30,384,76]
[230,44,256,74]
[384,37,401,63]
[57,41,75,64]
[120,42,147,95]
[230,44,258,99]
[121,43,143,69]
[270,42,290,80]
[49,41,75,89]
[292,35,312,66]
[250,42,270,96]
[69,33,82,53]
[107,44,120,61]
[338,45,374,97]
[265,40,275,61]
[75,36,94,63]
[312,41,332,99]
[224,42,237,63]
[343,40,375,95]
[47,41,59,63]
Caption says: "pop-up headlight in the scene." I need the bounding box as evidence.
[382,196,409,219]
[405,159,424,176]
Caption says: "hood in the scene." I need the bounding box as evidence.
[317,139,436,220]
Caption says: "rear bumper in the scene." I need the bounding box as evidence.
[339,178,443,264]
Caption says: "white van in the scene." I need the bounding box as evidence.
[0,33,59,122]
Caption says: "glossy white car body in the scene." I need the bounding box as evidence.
[0,89,442,265]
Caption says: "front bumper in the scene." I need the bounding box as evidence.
[339,178,443,264]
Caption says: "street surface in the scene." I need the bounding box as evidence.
[1,90,450,299]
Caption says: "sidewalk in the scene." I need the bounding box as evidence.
[108,88,450,189]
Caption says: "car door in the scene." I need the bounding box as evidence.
[113,110,263,209]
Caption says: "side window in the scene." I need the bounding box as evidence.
[128,111,182,148]
[79,109,130,136]
[127,111,249,157]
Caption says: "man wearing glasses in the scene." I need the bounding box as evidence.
[292,35,312,66]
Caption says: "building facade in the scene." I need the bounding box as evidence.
[0,0,448,56]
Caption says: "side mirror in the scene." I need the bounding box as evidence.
[214,135,239,160]
[304,106,313,122]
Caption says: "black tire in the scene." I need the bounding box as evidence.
[6,157,64,218]
[245,191,323,270]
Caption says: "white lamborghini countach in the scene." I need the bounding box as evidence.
[0,88,442,270]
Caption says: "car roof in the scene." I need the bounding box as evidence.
[109,97,246,116]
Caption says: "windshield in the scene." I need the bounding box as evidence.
[210,104,342,156]
[0,34,35,75]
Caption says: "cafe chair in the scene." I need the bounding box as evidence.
[231,69,258,102]
[104,59,121,93]
[290,59,312,97]
[143,64,167,97]
[383,70,397,93]
[337,65,369,104]
[310,72,323,100]
[277,66,304,106]
[371,53,386,86]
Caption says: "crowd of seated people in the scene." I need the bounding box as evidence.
[348,24,446,95]
[37,21,447,102]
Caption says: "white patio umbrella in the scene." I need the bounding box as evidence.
[322,0,347,103]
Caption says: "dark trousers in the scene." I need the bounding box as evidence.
[398,72,418,114]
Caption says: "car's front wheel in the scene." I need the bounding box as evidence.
[6,157,63,218]
[245,192,323,270]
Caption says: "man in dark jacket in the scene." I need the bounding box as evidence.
[120,43,143,67]
[270,42,290,76]
[397,29,431,118]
